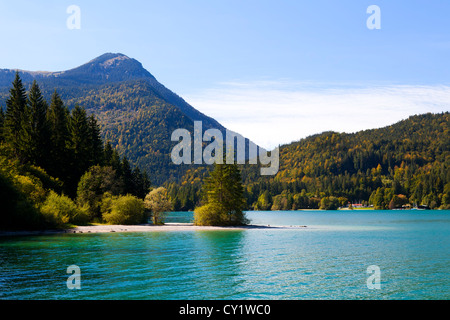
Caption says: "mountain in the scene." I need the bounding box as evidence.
[0,53,256,185]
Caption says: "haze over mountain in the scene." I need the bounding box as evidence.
[0,53,258,185]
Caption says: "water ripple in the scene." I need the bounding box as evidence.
[1,211,449,299]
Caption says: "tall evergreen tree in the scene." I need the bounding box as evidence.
[4,72,28,162]
[208,163,247,222]
[47,90,70,181]
[103,141,114,166]
[66,105,91,196]
[27,80,50,168]
[194,162,248,226]
[121,156,133,194]
[87,115,104,167]
[110,148,122,176]
[130,167,151,199]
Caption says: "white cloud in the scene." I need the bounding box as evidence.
[184,81,450,149]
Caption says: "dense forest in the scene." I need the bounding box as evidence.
[168,112,450,211]
[0,73,151,230]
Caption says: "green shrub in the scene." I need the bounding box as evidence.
[41,191,88,228]
[0,172,44,230]
[194,203,227,226]
[22,164,63,194]
[70,204,91,226]
[13,174,46,205]
[102,194,145,225]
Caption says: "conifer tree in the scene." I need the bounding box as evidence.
[87,115,104,167]
[66,105,91,196]
[195,162,248,226]
[4,72,28,162]
[27,80,50,168]
[121,156,133,194]
[110,148,122,176]
[130,167,151,199]
[103,141,114,165]
[47,90,70,180]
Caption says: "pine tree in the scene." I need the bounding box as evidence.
[87,115,104,167]
[130,167,151,199]
[4,72,28,162]
[66,105,91,196]
[121,156,133,194]
[195,162,248,226]
[141,171,151,198]
[47,90,70,180]
[27,80,50,169]
[110,148,122,176]
[103,141,114,165]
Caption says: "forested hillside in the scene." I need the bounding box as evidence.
[58,80,198,185]
[169,112,450,210]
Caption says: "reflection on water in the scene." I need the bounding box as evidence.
[0,210,449,299]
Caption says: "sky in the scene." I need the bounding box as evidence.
[0,0,449,149]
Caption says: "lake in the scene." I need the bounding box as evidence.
[0,210,449,300]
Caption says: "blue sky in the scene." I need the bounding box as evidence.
[0,0,449,148]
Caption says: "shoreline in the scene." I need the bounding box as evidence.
[0,223,307,237]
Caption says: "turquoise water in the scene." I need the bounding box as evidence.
[0,210,449,300]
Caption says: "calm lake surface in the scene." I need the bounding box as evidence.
[0,210,449,300]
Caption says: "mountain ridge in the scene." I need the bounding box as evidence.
[0,53,256,184]
[0,53,225,129]
[242,112,450,210]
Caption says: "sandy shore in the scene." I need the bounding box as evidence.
[70,223,256,234]
[0,223,307,237]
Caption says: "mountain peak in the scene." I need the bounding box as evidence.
[88,52,131,68]
[0,52,223,129]
[51,52,155,84]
